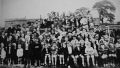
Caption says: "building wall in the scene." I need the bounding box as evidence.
[5,19,27,29]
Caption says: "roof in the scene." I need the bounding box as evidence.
[5,18,27,22]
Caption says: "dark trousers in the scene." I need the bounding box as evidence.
[67,55,74,66]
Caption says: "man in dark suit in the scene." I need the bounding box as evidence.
[46,35,52,45]
[73,42,81,67]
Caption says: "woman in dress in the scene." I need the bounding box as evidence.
[1,42,6,65]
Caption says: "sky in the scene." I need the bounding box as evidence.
[0,0,120,27]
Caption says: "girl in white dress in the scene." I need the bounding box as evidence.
[85,41,95,67]
[17,44,23,64]
[1,42,6,65]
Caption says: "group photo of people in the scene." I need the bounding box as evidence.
[1,0,120,68]
[0,9,120,68]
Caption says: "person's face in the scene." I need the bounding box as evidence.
[101,44,105,49]
[1,43,4,48]
[62,28,65,31]
[80,40,84,46]
[45,45,48,48]
[78,35,81,39]
[90,29,94,33]
[73,37,76,40]
[21,34,24,37]
[63,43,66,48]
[76,29,80,32]
[9,36,12,40]
[65,37,68,41]
[2,32,4,36]
[8,43,11,47]
[83,29,86,32]
[18,44,21,48]
[86,42,91,47]
[95,35,99,40]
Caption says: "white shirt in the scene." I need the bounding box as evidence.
[17,48,23,57]
[68,47,72,54]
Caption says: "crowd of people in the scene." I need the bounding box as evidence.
[0,11,120,68]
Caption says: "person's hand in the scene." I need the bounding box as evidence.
[75,55,79,58]
[71,55,74,58]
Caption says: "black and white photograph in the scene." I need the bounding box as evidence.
[0,0,120,68]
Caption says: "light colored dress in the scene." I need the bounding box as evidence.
[1,48,6,59]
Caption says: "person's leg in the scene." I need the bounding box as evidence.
[59,55,62,65]
[95,56,98,67]
[48,55,51,65]
[1,58,4,65]
[68,55,74,68]
[54,55,57,66]
[64,55,67,66]
[44,55,47,65]
[91,55,95,66]
[81,55,85,66]
[62,55,64,64]
[86,55,90,66]
[52,55,54,65]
